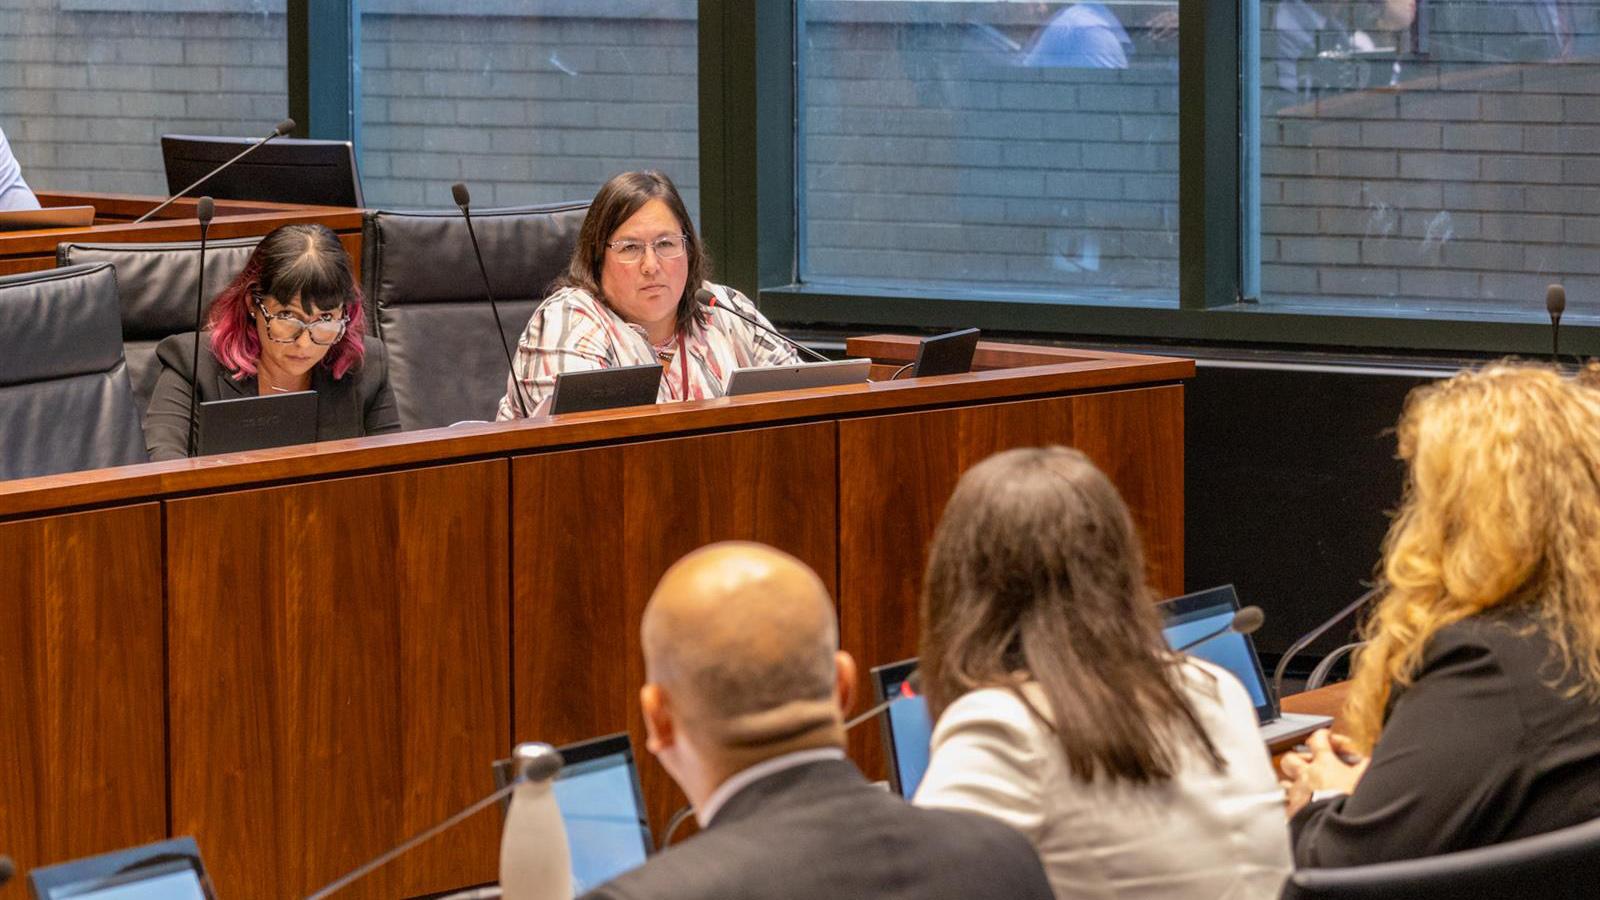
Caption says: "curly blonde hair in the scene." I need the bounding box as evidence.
[1345,362,1600,749]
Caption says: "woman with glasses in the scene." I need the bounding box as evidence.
[496,170,800,418]
[144,223,399,460]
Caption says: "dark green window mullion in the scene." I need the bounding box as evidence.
[698,0,796,301]
[1180,0,1243,309]
[287,0,361,152]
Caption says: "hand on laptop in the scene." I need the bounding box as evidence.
[1280,729,1369,817]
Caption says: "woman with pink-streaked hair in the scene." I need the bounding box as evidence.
[144,223,399,460]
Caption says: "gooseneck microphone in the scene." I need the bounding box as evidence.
[1174,606,1265,654]
[304,743,565,900]
[693,288,831,364]
[1547,283,1566,362]
[844,670,923,731]
[1271,587,1381,702]
[452,182,530,419]
[134,118,295,224]
[185,196,214,456]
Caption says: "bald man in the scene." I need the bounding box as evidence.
[579,542,1052,900]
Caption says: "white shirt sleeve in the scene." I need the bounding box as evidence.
[913,688,1048,843]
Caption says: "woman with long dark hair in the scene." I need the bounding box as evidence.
[495,170,800,418]
[144,223,398,460]
[914,447,1290,899]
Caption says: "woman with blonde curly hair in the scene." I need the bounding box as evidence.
[1283,362,1600,867]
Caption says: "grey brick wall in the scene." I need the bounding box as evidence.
[8,0,1600,315]
[0,0,286,194]
[359,8,698,212]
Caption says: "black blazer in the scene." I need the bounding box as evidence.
[144,331,400,461]
[579,758,1053,900]
[1292,608,1600,867]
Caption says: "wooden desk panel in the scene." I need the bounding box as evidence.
[512,423,839,833]
[166,461,510,900]
[837,387,1185,776]
[0,504,166,900]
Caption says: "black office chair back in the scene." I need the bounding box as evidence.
[57,237,261,414]
[1282,815,1600,899]
[0,263,147,479]
[361,201,588,430]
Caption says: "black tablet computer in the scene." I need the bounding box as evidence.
[549,364,663,415]
[911,328,981,378]
[28,836,217,900]
[196,390,318,455]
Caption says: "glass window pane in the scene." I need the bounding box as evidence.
[360,2,698,217]
[799,1,1181,303]
[1259,0,1600,316]
[0,0,288,196]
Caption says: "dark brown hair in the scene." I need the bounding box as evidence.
[558,170,709,336]
[919,446,1224,784]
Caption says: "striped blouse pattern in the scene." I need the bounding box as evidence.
[496,282,802,420]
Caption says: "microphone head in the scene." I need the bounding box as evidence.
[195,196,214,225]
[693,288,717,308]
[511,742,563,783]
[1547,283,1567,318]
[451,182,472,211]
[274,118,296,137]
[1232,606,1266,637]
[904,670,922,695]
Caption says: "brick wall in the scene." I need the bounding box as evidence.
[7,0,1600,314]
[0,1,286,194]
[359,6,698,212]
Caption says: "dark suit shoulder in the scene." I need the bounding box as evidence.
[582,762,1050,900]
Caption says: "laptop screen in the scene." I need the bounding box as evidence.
[550,734,653,894]
[1159,585,1275,721]
[51,864,208,900]
[870,658,933,798]
[29,839,215,900]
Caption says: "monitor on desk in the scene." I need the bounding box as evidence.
[161,135,364,207]
[870,658,932,798]
[493,733,653,894]
[28,837,216,900]
[197,391,318,456]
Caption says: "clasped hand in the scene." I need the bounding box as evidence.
[1280,728,1370,817]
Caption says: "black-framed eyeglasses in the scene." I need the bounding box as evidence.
[254,298,348,345]
[605,233,688,264]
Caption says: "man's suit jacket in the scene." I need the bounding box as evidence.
[144,331,400,461]
[579,759,1053,900]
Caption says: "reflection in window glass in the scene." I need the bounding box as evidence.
[0,0,288,196]
[1260,0,1600,315]
[800,1,1180,303]
[360,1,698,217]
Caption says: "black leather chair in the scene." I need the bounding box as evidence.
[1281,816,1600,899]
[57,236,261,415]
[361,201,588,430]
[0,264,148,479]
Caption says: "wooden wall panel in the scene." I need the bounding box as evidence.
[837,387,1184,775]
[512,423,838,834]
[0,504,165,900]
[166,461,509,900]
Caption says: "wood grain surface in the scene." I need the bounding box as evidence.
[165,461,510,900]
[0,356,1192,521]
[0,504,166,900]
[512,423,839,834]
